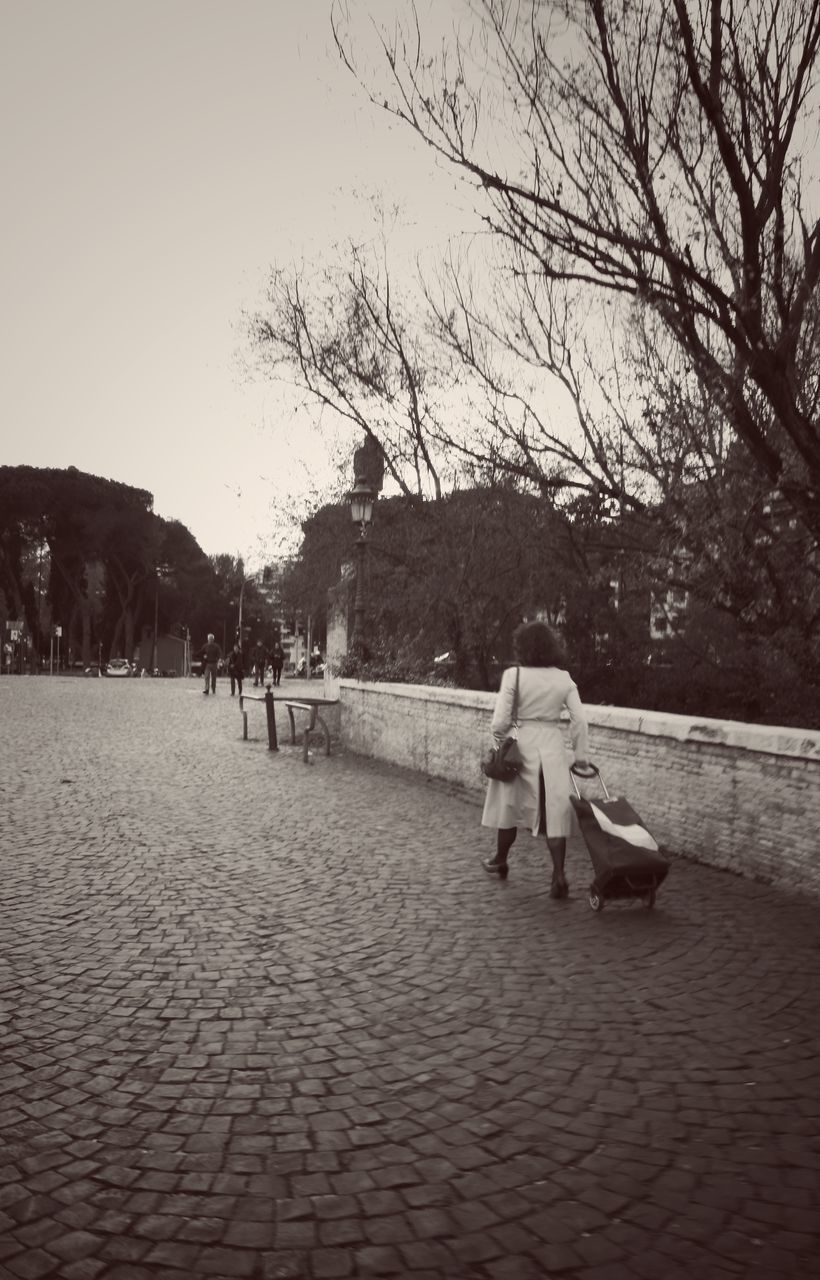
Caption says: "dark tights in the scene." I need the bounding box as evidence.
[493,770,567,880]
[496,827,517,863]
[495,827,567,879]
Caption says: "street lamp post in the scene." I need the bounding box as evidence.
[238,576,247,647]
[349,478,375,656]
[152,564,170,674]
[152,580,160,674]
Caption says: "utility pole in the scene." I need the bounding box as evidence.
[238,576,246,646]
[152,581,159,673]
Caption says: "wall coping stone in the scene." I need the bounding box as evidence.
[339,678,494,711]
[338,679,820,762]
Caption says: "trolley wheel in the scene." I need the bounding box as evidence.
[588,887,605,912]
[644,887,656,909]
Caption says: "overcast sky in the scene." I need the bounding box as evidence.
[0,0,471,565]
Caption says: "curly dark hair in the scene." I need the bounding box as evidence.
[512,620,566,668]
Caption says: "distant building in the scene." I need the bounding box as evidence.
[135,628,187,675]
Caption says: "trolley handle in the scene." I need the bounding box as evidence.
[570,761,610,800]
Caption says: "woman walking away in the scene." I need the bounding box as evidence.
[481,621,589,899]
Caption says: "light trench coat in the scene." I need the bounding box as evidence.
[481,665,589,838]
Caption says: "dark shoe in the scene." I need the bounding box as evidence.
[482,857,509,879]
[203,690,209,696]
[549,875,568,899]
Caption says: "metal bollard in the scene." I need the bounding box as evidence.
[264,687,278,752]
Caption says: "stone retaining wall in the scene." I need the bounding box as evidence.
[337,679,820,894]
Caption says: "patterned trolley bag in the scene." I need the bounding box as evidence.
[569,764,669,912]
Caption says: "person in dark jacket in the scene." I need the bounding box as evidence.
[202,634,222,695]
[227,644,244,696]
[271,642,285,687]
[251,641,267,687]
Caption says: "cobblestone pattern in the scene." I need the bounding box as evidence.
[1,677,819,1280]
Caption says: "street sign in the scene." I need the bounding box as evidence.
[10,630,19,641]
[6,620,23,631]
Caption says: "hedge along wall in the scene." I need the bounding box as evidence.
[337,679,820,895]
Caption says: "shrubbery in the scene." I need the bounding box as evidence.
[337,645,820,729]
[335,651,455,687]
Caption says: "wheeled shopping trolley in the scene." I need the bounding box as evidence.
[570,764,669,911]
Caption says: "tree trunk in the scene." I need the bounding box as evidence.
[124,608,135,662]
[81,600,92,667]
[109,616,123,659]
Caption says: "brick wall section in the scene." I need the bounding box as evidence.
[338,680,820,894]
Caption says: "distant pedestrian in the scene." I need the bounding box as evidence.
[202,633,222,695]
[251,641,267,687]
[271,641,285,687]
[227,644,244,697]
[481,621,589,898]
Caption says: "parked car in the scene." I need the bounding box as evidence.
[105,658,132,678]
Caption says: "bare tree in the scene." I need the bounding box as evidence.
[422,243,648,509]
[247,233,452,499]
[334,0,820,535]
[428,241,820,637]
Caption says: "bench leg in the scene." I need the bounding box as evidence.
[302,708,319,763]
[242,710,248,741]
[315,713,331,756]
[287,706,297,745]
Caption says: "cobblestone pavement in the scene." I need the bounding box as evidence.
[1,677,819,1280]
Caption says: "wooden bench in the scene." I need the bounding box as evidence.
[281,698,338,763]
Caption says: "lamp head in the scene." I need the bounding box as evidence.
[350,478,375,528]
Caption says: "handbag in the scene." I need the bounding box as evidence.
[482,666,522,782]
